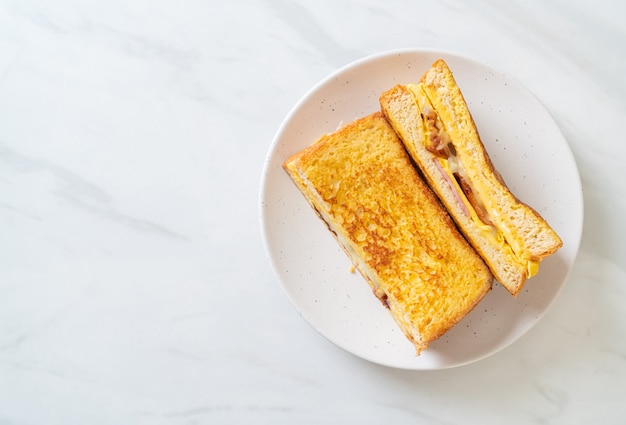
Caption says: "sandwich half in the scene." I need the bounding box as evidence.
[283,112,493,354]
[380,59,562,296]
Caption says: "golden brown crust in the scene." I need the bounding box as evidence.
[284,112,493,354]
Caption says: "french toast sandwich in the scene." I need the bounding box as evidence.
[283,112,493,354]
[380,59,562,296]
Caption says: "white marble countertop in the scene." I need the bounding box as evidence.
[1,0,624,423]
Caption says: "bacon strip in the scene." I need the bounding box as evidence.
[453,172,494,227]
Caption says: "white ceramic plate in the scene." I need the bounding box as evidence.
[260,49,583,370]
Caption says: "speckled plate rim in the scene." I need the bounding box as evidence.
[259,48,583,370]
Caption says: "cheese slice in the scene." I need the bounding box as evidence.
[407,83,540,278]
[440,154,539,278]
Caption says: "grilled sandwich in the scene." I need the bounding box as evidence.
[380,59,562,296]
[283,112,493,354]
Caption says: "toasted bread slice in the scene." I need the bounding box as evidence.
[380,59,562,296]
[283,112,493,354]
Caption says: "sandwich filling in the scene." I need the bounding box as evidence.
[406,83,540,278]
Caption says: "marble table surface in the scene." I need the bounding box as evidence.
[1,0,624,423]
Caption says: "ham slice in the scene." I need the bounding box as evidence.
[431,158,470,217]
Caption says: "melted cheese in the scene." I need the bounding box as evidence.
[437,134,539,278]
[407,82,539,278]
